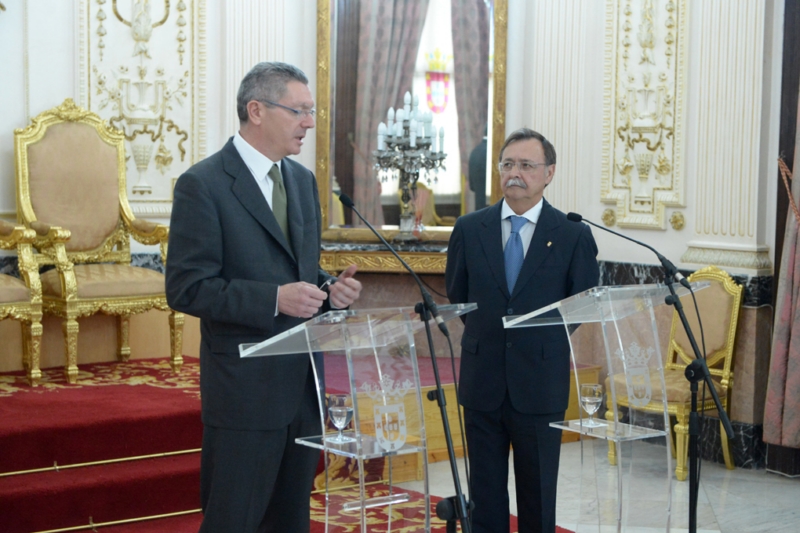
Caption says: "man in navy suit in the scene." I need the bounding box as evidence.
[446,128,599,532]
[166,62,362,533]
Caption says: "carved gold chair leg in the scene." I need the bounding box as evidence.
[605,409,618,466]
[63,316,80,384]
[720,420,734,469]
[169,310,185,372]
[25,319,43,386]
[117,314,131,361]
[674,414,689,481]
[669,417,677,459]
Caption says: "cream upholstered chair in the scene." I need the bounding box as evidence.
[0,221,45,385]
[14,98,184,384]
[605,265,743,480]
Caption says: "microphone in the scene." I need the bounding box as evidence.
[339,193,450,336]
[566,212,691,289]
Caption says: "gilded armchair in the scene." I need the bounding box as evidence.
[14,98,184,384]
[0,220,43,385]
[605,265,742,480]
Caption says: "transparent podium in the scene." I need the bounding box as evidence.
[240,303,476,533]
[504,282,707,532]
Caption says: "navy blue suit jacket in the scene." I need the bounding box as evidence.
[445,199,599,414]
[166,139,333,431]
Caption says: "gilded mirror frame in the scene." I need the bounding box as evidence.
[315,0,507,244]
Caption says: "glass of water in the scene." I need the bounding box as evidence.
[326,393,356,444]
[579,383,605,428]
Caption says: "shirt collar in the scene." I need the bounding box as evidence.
[501,198,544,225]
[233,131,278,179]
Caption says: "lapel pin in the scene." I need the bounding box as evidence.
[547,241,552,247]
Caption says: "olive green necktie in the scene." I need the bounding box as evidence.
[268,163,289,241]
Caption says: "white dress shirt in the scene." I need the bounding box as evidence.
[233,131,279,209]
[500,198,544,258]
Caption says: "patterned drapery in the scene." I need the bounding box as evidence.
[764,85,800,449]
[352,0,430,226]
[451,0,490,207]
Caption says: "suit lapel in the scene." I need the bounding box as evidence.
[281,160,304,264]
[511,200,559,299]
[223,141,296,262]
[479,202,510,299]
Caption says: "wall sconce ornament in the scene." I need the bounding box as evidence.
[669,211,684,230]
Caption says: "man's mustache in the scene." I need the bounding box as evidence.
[504,177,527,189]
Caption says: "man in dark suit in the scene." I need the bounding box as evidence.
[446,128,599,533]
[166,62,362,533]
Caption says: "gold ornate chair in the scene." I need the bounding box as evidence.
[0,221,44,385]
[397,182,456,227]
[605,265,742,480]
[14,98,184,384]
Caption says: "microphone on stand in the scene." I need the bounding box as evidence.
[339,193,473,533]
[338,193,449,337]
[566,212,691,289]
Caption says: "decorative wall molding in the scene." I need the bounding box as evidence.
[681,243,771,272]
[78,0,206,218]
[601,0,687,229]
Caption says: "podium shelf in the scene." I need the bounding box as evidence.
[551,419,668,442]
[297,434,425,460]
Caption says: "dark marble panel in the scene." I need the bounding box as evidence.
[766,444,800,477]
[322,242,448,253]
[131,253,164,273]
[614,407,765,469]
[598,261,772,307]
[0,256,19,278]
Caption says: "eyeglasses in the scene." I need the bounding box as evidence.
[260,100,316,119]
[498,160,549,174]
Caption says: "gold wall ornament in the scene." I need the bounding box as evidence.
[321,251,448,275]
[602,0,687,229]
[602,208,617,227]
[669,211,684,230]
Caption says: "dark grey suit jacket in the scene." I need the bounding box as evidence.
[445,199,600,414]
[166,138,333,431]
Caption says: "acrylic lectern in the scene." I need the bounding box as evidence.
[240,303,476,533]
[504,282,708,532]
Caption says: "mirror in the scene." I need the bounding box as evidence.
[315,0,507,242]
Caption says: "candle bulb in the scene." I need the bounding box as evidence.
[387,107,395,133]
[378,122,387,150]
[431,133,437,153]
[438,127,445,153]
[404,91,411,114]
[410,131,417,148]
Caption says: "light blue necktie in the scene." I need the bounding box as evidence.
[504,215,527,293]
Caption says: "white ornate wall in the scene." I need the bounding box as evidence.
[506,0,783,276]
[0,0,317,251]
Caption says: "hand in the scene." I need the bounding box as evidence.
[278,282,327,318]
[329,264,362,308]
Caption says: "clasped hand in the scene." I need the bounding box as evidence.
[277,264,362,318]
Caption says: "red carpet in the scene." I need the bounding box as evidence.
[0,358,572,533]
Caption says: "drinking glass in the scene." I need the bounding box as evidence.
[326,393,356,444]
[579,383,605,428]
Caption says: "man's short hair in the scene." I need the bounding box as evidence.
[499,128,557,166]
[236,62,309,122]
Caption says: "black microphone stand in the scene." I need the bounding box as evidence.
[339,194,472,533]
[568,213,734,533]
[660,267,734,533]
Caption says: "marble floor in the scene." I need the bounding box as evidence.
[398,440,800,532]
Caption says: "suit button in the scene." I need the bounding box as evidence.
[507,308,514,315]
[506,342,513,348]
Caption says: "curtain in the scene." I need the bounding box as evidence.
[764,87,800,449]
[451,0,490,205]
[352,0,430,226]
